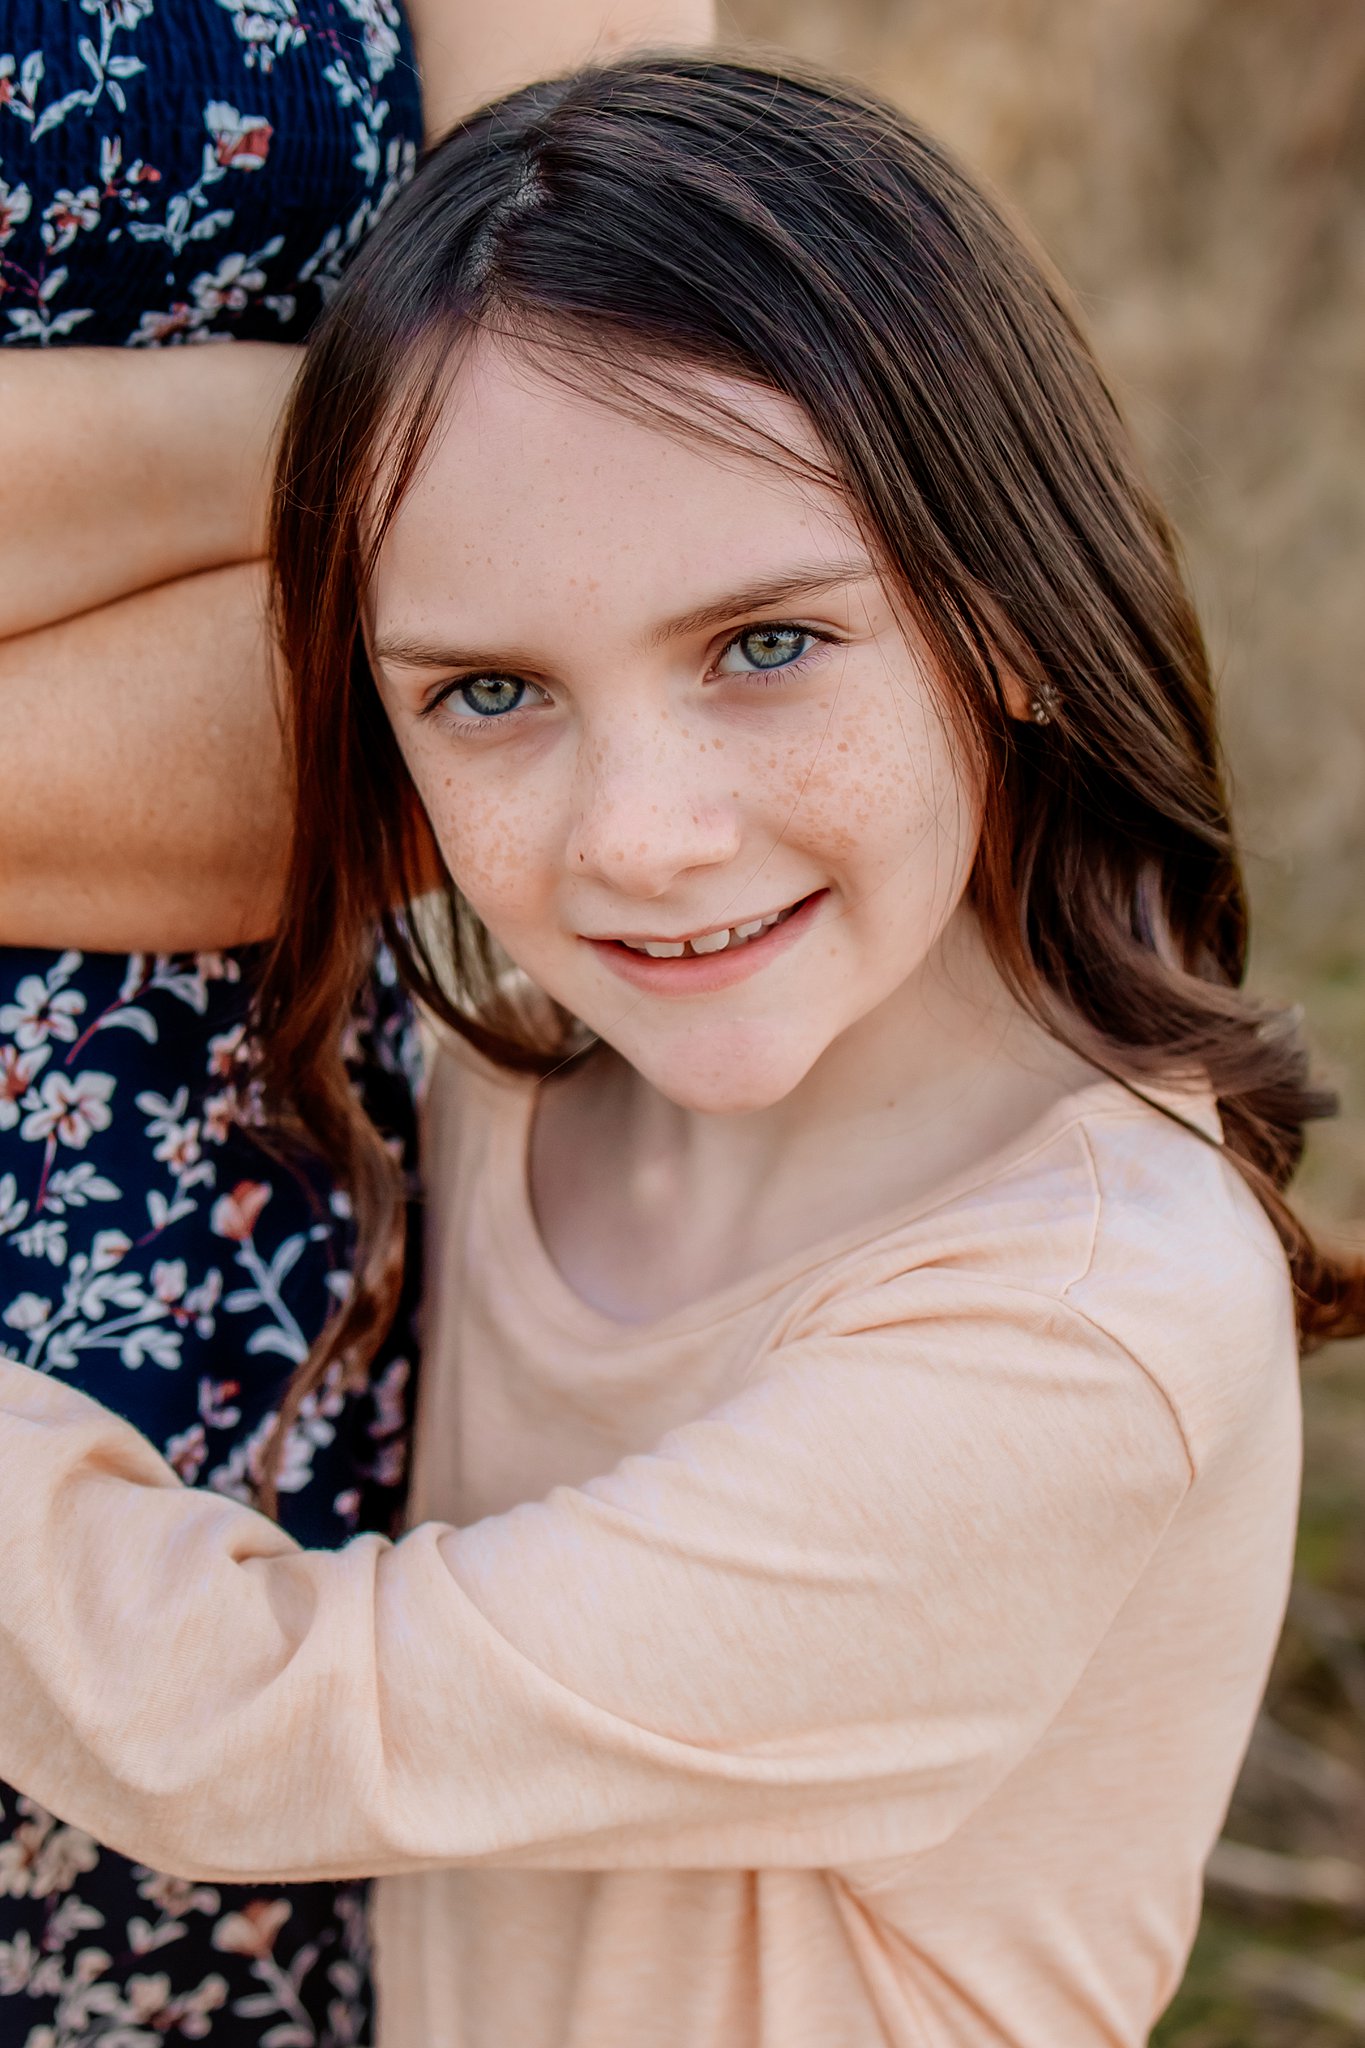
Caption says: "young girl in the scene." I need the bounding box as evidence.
[1,53,1361,2048]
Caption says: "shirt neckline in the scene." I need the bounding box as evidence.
[481,1068,1222,1348]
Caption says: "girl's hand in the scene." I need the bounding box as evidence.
[0,343,302,640]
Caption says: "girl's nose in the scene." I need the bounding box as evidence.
[568,732,741,899]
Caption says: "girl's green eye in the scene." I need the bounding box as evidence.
[452,676,527,719]
[720,626,813,674]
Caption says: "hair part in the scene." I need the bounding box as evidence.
[252,52,1364,1512]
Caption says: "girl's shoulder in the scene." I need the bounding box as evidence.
[786,1080,1297,1479]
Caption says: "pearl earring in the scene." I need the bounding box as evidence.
[1028,682,1060,725]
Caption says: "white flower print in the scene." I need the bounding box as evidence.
[21,0,150,142]
[11,1216,67,1264]
[0,1925,41,1995]
[41,185,102,254]
[0,174,31,246]
[127,234,286,342]
[0,956,85,1049]
[0,1802,99,1902]
[0,51,45,128]
[215,0,308,72]
[19,1069,115,1149]
[0,1043,49,1132]
[339,0,401,84]
[4,266,96,344]
[83,0,154,27]
[0,1170,27,1234]
[164,1420,209,1482]
[134,1869,222,1921]
[190,238,284,316]
[41,1160,120,1213]
[2,1293,51,1333]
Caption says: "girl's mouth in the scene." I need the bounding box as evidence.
[586,891,826,995]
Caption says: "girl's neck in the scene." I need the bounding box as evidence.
[528,910,1100,1324]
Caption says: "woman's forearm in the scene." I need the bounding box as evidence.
[0,344,301,639]
[409,0,715,142]
[0,563,288,951]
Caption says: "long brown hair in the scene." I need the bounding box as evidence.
[255,53,1364,1510]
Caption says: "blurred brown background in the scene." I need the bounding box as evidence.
[722,3,1365,2041]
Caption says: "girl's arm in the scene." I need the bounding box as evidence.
[0,563,287,949]
[407,0,716,143]
[0,344,299,641]
[0,1284,1187,1881]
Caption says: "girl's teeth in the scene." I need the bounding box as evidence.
[619,900,803,959]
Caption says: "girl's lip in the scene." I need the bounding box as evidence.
[586,890,827,996]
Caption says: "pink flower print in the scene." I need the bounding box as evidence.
[212,1897,291,1959]
[0,177,32,248]
[182,1267,223,1337]
[0,1044,49,1132]
[190,248,271,319]
[211,1178,271,1241]
[128,301,195,343]
[204,100,273,170]
[121,1970,229,2038]
[19,1070,115,1149]
[215,0,308,73]
[135,1869,222,1919]
[0,969,85,1049]
[152,1115,202,1172]
[201,1089,237,1144]
[151,1258,188,1305]
[199,1374,241,1428]
[99,135,161,202]
[164,1422,209,1484]
[41,185,101,254]
[0,1802,98,1901]
[207,1021,248,1078]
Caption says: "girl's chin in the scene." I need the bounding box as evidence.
[606,1035,822,1119]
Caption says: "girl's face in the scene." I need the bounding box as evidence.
[369,345,984,1116]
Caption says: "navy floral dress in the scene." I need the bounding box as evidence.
[0,5,425,2043]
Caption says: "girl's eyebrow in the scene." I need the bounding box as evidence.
[648,556,875,646]
[369,556,876,673]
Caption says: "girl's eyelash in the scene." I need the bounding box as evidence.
[709,622,835,679]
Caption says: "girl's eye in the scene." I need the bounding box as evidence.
[716,625,817,676]
[444,676,530,721]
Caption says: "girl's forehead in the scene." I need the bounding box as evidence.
[376,341,864,606]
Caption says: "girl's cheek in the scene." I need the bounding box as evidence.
[425,768,549,913]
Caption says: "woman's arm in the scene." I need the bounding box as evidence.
[407,0,715,142]
[0,1281,1187,1882]
[0,344,300,640]
[0,562,287,949]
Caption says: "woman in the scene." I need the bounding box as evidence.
[0,7,710,2043]
[1,56,1360,2047]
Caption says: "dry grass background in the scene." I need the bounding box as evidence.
[721,4,1365,2041]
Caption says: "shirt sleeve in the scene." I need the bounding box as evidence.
[0,1272,1191,1882]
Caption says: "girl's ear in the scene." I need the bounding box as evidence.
[997,667,1034,723]
[959,581,1049,725]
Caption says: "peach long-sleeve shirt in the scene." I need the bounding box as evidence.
[0,1054,1299,2048]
